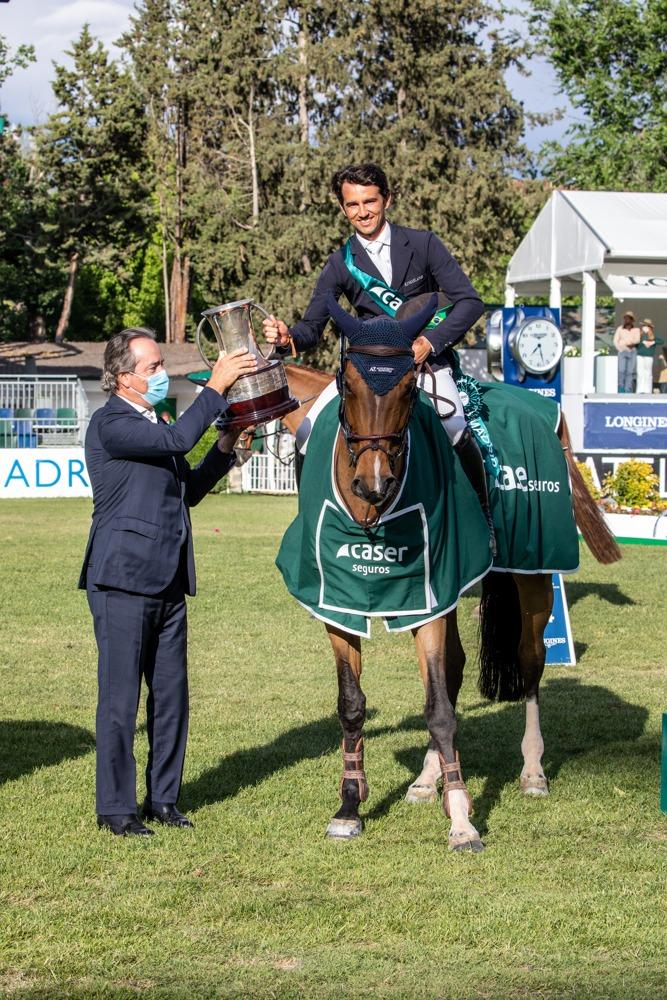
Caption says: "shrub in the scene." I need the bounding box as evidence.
[186,426,228,494]
[602,460,661,509]
[575,460,601,500]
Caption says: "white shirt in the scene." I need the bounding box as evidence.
[123,396,158,423]
[357,222,393,287]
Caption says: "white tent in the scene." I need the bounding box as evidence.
[506,191,667,394]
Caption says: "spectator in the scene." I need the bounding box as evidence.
[659,344,667,395]
[613,311,641,393]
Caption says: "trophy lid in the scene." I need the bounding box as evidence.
[202,299,253,317]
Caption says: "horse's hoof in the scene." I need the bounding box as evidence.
[325,817,363,840]
[521,774,549,797]
[405,783,438,804]
[448,832,485,853]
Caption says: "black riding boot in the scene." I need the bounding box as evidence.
[454,426,497,557]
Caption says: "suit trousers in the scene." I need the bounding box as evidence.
[88,564,188,815]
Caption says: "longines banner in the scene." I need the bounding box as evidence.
[0,448,92,498]
[584,401,667,451]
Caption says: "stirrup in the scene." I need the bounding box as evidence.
[438,750,473,819]
[339,737,369,803]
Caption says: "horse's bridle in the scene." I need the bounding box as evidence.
[337,343,420,475]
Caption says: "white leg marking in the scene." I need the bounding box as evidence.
[405,748,440,803]
[520,697,548,795]
[447,788,482,849]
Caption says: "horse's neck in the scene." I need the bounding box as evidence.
[283,364,334,435]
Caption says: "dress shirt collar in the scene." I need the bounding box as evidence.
[356,221,391,255]
[118,394,158,423]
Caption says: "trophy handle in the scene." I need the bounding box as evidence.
[251,303,276,361]
[196,316,216,370]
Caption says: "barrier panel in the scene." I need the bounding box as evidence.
[240,453,296,494]
[0,448,91,498]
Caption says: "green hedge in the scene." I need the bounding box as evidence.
[185,426,228,494]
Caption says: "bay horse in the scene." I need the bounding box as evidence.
[267,299,619,851]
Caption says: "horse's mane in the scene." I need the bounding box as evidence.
[285,362,334,385]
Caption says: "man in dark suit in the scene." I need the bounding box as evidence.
[80,328,256,836]
[262,162,493,544]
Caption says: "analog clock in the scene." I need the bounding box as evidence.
[509,316,563,376]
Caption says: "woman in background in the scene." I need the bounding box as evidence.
[635,319,663,394]
[613,311,640,393]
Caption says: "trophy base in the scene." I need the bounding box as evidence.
[215,388,300,431]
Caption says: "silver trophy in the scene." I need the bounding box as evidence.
[196,299,298,429]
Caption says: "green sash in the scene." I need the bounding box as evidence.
[343,239,451,330]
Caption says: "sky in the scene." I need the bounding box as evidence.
[0,0,576,153]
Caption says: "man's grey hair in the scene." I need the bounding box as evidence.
[101,327,157,392]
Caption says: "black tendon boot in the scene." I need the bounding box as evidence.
[454,426,497,557]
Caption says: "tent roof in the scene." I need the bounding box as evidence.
[506,191,667,293]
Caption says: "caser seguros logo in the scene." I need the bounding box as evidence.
[336,542,409,576]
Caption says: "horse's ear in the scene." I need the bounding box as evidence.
[398,293,439,341]
[326,292,363,339]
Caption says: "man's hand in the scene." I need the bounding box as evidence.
[208,348,257,394]
[412,335,434,365]
[262,314,291,348]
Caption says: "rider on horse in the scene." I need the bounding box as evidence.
[263,162,494,546]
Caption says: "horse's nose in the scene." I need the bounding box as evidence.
[351,476,396,505]
[351,476,369,500]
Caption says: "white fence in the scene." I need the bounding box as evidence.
[240,453,297,494]
[0,375,89,447]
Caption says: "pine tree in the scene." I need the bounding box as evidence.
[34,26,148,342]
[329,0,540,300]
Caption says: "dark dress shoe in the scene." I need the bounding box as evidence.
[142,799,194,828]
[97,814,155,837]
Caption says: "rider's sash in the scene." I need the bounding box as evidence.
[343,239,451,330]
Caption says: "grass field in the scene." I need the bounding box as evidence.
[0,496,665,999]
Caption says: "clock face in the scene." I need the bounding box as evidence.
[512,317,563,375]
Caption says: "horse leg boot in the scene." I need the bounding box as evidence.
[413,620,483,852]
[406,611,465,804]
[454,427,497,557]
[514,574,553,797]
[325,625,368,839]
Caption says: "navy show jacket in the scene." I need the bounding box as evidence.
[288,224,485,361]
[79,387,233,597]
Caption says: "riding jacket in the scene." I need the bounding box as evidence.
[288,224,484,364]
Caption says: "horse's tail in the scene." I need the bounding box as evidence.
[478,571,524,702]
[558,413,621,564]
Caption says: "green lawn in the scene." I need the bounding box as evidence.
[0,496,665,999]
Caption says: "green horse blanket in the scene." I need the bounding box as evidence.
[276,383,579,637]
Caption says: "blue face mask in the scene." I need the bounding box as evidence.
[141,369,170,406]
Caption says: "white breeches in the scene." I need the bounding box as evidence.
[417,366,467,445]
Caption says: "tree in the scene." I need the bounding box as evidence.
[122,0,209,342]
[34,26,148,342]
[530,0,667,190]
[0,35,51,341]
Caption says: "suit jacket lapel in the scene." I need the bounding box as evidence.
[389,225,414,292]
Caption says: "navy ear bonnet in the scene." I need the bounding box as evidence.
[327,292,438,396]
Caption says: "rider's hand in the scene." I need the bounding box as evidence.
[412,335,434,365]
[263,314,291,348]
[208,348,257,395]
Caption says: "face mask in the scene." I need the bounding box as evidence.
[140,370,170,406]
